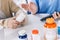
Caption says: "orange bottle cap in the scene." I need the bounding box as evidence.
[46,18,54,24]
[32,29,39,34]
[44,23,56,28]
[44,18,56,28]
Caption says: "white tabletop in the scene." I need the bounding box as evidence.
[4,14,60,40]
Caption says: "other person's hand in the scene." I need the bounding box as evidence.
[53,12,60,19]
[21,4,29,10]
[21,2,37,15]
[29,2,37,15]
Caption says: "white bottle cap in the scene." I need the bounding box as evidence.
[16,13,26,22]
[18,30,26,36]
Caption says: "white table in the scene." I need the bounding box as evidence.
[4,14,59,40]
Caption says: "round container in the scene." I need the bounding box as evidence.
[44,18,57,40]
[31,29,41,40]
[16,13,26,22]
[18,30,28,40]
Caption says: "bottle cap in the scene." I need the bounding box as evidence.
[44,18,56,28]
[18,30,26,36]
[32,29,39,34]
[46,18,54,24]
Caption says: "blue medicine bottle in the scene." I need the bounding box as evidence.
[58,20,60,39]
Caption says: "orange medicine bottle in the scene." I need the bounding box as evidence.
[31,29,41,40]
[44,18,57,40]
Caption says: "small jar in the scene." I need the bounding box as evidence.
[44,18,57,40]
[31,29,41,40]
[18,30,28,40]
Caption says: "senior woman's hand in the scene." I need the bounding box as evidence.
[53,12,60,19]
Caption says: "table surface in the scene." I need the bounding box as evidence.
[4,14,60,40]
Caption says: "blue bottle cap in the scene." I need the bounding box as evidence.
[19,34,27,39]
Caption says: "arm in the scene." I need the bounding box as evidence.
[9,0,28,26]
[0,17,15,28]
[0,0,28,28]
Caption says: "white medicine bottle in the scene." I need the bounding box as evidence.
[16,13,26,22]
[31,29,41,40]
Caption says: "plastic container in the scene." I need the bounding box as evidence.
[16,13,26,22]
[44,18,57,40]
[18,30,28,40]
[58,20,60,39]
[31,29,41,40]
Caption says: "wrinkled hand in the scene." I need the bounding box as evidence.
[21,2,37,15]
[21,4,29,10]
[7,17,20,29]
[53,12,60,19]
[29,2,37,15]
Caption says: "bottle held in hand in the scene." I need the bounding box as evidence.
[16,13,26,22]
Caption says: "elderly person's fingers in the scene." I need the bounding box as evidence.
[21,4,29,10]
[29,2,37,15]
[52,12,58,19]
[7,17,20,29]
[57,12,60,18]
[12,23,18,29]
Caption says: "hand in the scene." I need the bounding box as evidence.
[21,4,29,10]
[21,2,37,15]
[29,2,37,15]
[7,17,20,29]
[52,12,60,19]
